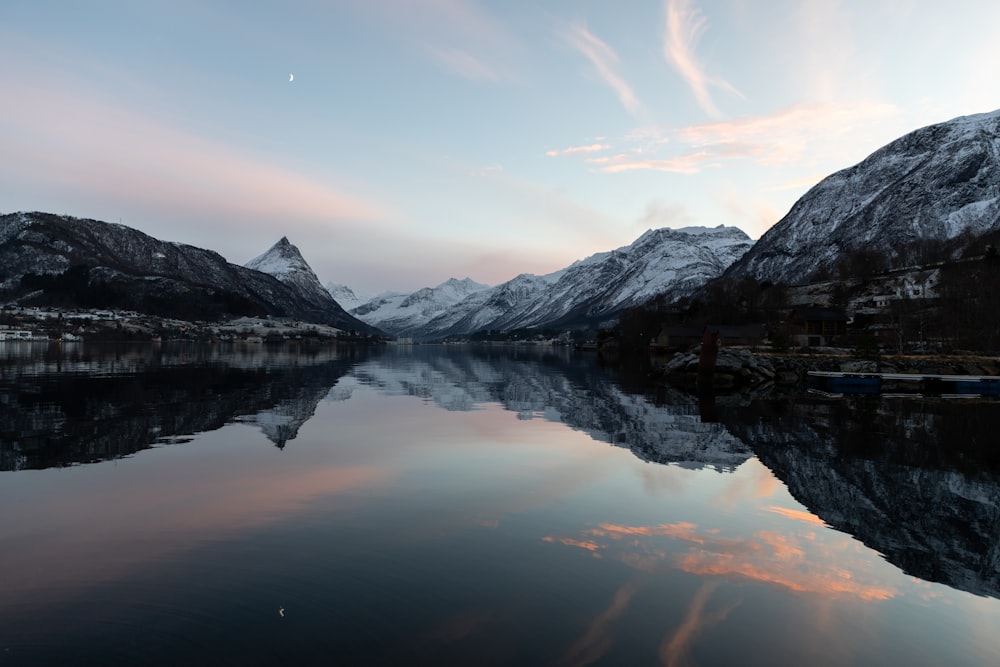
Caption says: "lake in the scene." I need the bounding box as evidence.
[2,342,1000,666]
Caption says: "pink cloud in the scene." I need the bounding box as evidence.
[553,102,901,177]
[544,519,898,602]
[546,143,612,157]
[675,102,899,164]
[763,506,827,526]
[595,152,712,174]
[662,0,743,118]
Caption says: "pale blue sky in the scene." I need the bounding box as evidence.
[2,0,998,294]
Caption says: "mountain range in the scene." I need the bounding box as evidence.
[348,225,752,339]
[3,108,999,338]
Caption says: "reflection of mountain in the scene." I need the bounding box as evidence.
[351,347,752,470]
[720,397,1000,599]
[6,344,999,602]
[0,344,369,469]
[234,385,331,449]
[1,344,752,472]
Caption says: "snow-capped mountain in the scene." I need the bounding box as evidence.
[0,212,376,332]
[242,236,376,333]
[350,277,492,336]
[245,237,328,300]
[350,225,752,339]
[724,108,1000,284]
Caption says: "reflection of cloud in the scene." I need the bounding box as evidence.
[5,463,391,606]
[564,23,641,114]
[662,0,742,118]
[713,461,781,510]
[559,581,640,667]
[427,610,495,644]
[544,519,897,602]
[659,581,740,667]
[543,536,605,554]
[676,550,894,601]
[764,506,826,526]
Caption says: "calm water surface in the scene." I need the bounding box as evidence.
[2,342,999,666]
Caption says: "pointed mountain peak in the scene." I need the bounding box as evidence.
[246,237,312,280]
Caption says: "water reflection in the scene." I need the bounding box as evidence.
[719,396,1000,599]
[0,342,371,468]
[3,343,1000,603]
[0,343,750,471]
[3,342,1000,665]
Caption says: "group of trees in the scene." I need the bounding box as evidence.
[609,227,1000,356]
[20,264,269,322]
[20,264,123,308]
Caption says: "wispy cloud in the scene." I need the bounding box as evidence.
[675,102,900,165]
[662,0,742,118]
[424,44,508,81]
[556,102,901,175]
[591,153,710,174]
[546,143,611,157]
[564,22,642,115]
[361,0,520,82]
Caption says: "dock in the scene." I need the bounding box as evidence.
[807,370,1000,397]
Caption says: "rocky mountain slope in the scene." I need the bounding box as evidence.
[0,212,376,333]
[350,225,752,339]
[724,108,1000,284]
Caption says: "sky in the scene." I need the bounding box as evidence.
[2,1,999,296]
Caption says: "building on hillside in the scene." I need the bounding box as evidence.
[649,324,767,353]
[788,307,849,347]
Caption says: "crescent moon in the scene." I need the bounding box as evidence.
[289,73,294,82]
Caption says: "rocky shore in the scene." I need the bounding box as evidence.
[658,347,1000,392]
